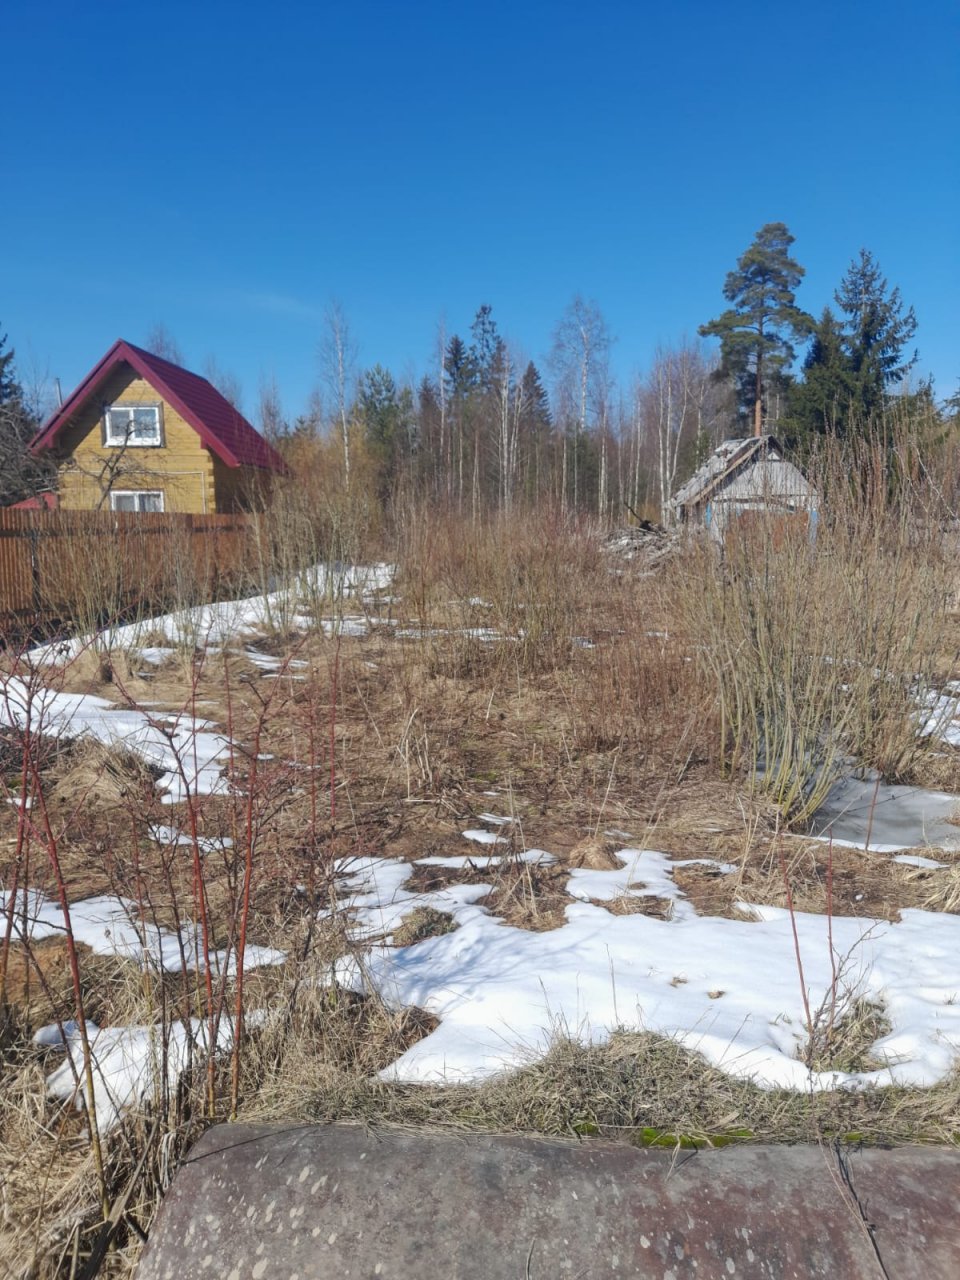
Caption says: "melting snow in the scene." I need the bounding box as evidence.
[462,829,506,846]
[28,562,394,664]
[1,888,284,975]
[327,848,960,1092]
[38,1014,261,1134]
[0,676,230,804]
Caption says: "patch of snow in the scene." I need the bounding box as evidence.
[146,824,234,856]
[919,687,960,748]
[892,853,947,870]
[41,1013,262,1133]
[28,561,394,664]
[134,646,176,665]
[242,648,308,673]
[567,851,735,923]
[33,1019,88,1048]
[462,829,506,846]
[805,834,907,854]
[322,855,492,944]
[417,851,555,869]
[0,888,284,975]
[0,675,230,804]
[327,851,960,1093]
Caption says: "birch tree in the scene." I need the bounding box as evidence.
[319,301,358,487]
[550,296,611,510]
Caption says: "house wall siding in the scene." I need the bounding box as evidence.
[54,367,218,513]
[212,459,272,512]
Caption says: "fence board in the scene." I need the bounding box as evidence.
[0,509,253,636]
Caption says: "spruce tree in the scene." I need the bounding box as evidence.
[0,327,47,505]
[699,223,812,436]
[785,307,856,442]
[834,249,918,420]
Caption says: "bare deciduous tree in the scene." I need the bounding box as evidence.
[550,295,611,510]
[144,324,184,365]
[203,356,243,409]
[319,301,358,488]
[637,341,722,523]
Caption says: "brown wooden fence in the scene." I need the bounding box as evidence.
[0,509,254,636]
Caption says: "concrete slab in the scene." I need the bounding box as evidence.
[136,1123,960,1279]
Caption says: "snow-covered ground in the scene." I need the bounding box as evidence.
[327,826,960,1094]
[0,677,230,804]
[0,887,285,975]
[37,1014,257,1134]
[27,561,394,664]
[3,888,284,1131]
[5,563,960,1131]
[0,562,394,804]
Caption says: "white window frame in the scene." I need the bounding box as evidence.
[104,403,163,447]
[109,490,165,514]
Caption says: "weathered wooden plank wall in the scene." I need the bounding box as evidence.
[0,509,253,635]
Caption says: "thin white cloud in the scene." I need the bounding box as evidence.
[226,289,323,321]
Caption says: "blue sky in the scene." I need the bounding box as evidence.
[5,0,958,423]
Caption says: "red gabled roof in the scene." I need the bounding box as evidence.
[10,491,59,510]
[31,339,288,473]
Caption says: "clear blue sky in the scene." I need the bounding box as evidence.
[4,0,958,424]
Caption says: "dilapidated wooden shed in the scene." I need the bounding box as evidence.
[671,435,816,540]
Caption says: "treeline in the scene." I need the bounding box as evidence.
[2,223,957,521]
[278,224,955,523]
[280,302,738,525]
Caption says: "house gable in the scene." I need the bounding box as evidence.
[31,339,287,513]
[53,365,217,513]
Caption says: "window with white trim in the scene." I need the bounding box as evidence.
[109,490,165,513]
[104,404,163,447]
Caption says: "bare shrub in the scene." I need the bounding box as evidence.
[395,507,611,674]
[669,435,958,823]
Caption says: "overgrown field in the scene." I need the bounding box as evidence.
[4,460,960,1276]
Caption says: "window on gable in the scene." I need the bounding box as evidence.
[109,490,165,513]
[104,404,162,447]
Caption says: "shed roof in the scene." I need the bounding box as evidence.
[31,340,288,474]
[671,435,815,512]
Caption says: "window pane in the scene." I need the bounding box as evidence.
[131,408,160,442]
[110,492,137,512]
[106,408,132,442]
[105,404,160,444]
[138,491,163,512]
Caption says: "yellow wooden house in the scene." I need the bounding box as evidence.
[31,339,287,513]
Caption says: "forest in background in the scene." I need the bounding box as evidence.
[2,222,956,524]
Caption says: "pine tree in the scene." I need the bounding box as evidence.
[699,223,812,436]
[358,365,414,500]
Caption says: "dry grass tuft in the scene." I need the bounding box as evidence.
[47,739,162,812]
[564,836,623,869]
[392,907,458,947]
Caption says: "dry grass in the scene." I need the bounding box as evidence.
[4,479,960,1274]
[668,440,960,823]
